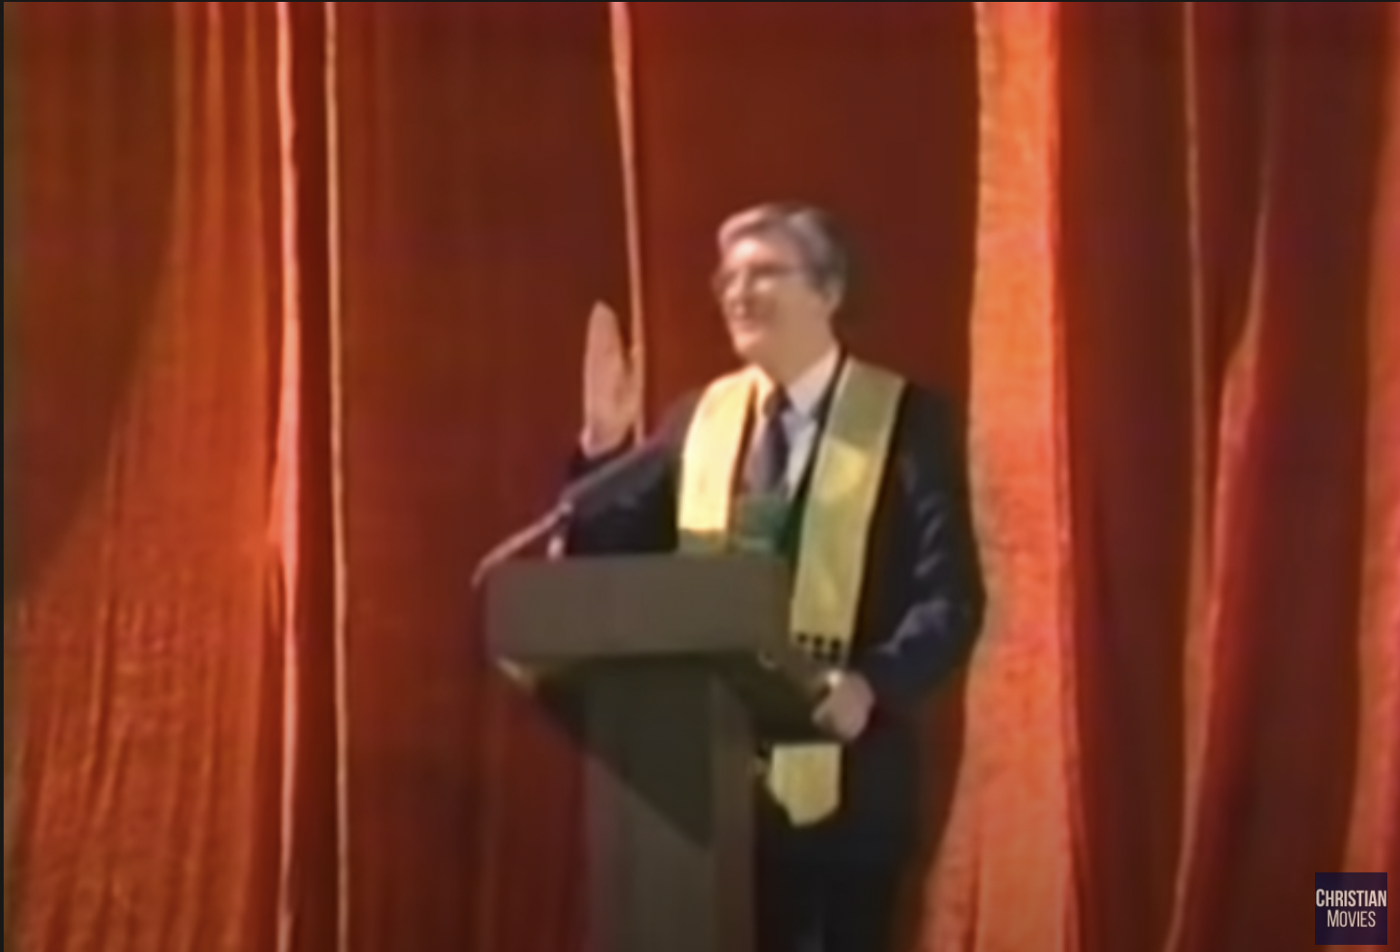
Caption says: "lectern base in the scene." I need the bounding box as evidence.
[581,663,754,952]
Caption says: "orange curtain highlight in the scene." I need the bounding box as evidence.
[5,3,292,950]
[4,4,1396,952]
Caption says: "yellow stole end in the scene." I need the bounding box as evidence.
[676,358,903,824]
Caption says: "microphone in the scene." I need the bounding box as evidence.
[470,434,667,588]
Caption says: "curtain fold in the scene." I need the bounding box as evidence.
[4,3,292,950]
[326,4,628,948]
[4,3,1395,951]
[1350,0,1400,900]
[949,7,1080,948]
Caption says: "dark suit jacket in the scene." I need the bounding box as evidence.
[561,368,985,862]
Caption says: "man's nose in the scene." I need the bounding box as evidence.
[728,287,761,312]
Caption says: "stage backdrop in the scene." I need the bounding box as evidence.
[5,3,1396,952]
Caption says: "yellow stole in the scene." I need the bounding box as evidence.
[676,358,903,824]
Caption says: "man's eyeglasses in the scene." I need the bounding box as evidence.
[710,262,804,298]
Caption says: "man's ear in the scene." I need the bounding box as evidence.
[823,285,847,319]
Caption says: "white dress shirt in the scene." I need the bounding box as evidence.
[754,347,841,493]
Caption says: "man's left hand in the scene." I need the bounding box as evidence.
[813,671,874,741]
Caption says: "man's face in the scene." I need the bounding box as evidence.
[713,232,835,366]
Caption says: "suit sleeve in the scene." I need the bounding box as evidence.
[855,389,986,712]
[560,391,700,555]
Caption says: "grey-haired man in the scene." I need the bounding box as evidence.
[564,203,985,951]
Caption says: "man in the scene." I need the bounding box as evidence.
[562,202,985,951]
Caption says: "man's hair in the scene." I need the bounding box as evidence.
[716,202,851,302]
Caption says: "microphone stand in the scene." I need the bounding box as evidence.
[472,435,665,588]
[470,501,572,588]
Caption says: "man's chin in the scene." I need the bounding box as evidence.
[729,329,769,363]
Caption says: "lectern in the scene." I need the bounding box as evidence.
[480,553,829,952]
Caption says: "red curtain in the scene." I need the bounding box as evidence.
[5,3,1396,952]
[5,3,289,950]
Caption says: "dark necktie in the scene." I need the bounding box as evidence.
[742,389,790,494]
